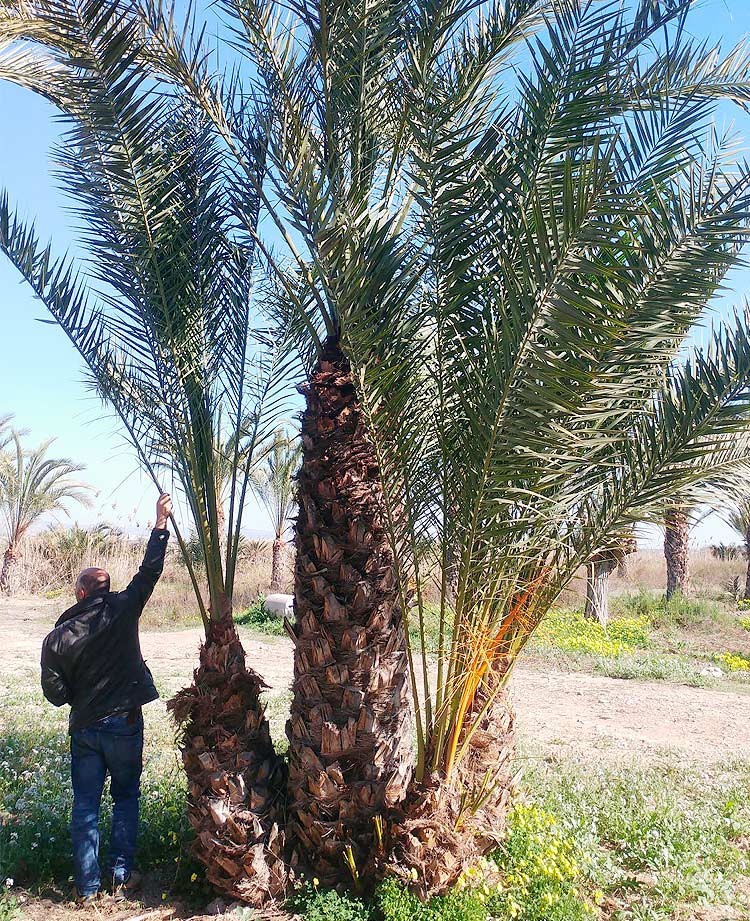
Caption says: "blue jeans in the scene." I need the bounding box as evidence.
[70,713,143,896]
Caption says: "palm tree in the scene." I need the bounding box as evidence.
[251,428,301,592]
[585,532,638,626]
[664,505,691,600]
[584,549,620,628]
[0,431,92,592]
[725,499,750,599]
[6,0,750,903]
[139,0,750,896]
[0,414,13,451]
[0,10,291,902]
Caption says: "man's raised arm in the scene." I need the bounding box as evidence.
[123,493,172,612]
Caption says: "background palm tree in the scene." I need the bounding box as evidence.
[5,0,750,904]
[251,428,301,592]
[0,414,13,451]
[725,498,750,600]
[664,505,692,600]
[0,431,92,592]
[584,533,638,626]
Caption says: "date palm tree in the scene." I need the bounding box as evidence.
[0,9,292,901]
[5,0,750,904]
[0,431,92,592]
[251,428,301,592]
[664,505,692,599]
[139,0,750,895]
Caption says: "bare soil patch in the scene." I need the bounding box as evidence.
[3,596,750,763]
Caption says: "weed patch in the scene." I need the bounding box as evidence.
[533,610,650,658]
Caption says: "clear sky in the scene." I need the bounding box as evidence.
[0,0,749,545]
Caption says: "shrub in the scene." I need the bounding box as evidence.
[0,891,18,921]
[375,877,488,921]
[715,652,750,672]
[288,884,372,921]
[233,597,286,635]
[485,804,595,921]
[738,613,750,627]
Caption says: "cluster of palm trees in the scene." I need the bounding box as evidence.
[0,415,92,592]
[584,500,750,625]
[2,0,750,906]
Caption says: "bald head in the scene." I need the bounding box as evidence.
[75,567,110,602]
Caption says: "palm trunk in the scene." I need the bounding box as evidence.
[168,614,287,905]
[664,507,690,600]
[745,528,750,601]
[270,538,283,592]
[584,554,617,626]
[0,545,16,594]
[287,337,413,889]
[392,683,515,897]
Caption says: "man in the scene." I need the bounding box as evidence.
[41,493,172,904]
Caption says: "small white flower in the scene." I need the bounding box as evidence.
[4,878,13,888]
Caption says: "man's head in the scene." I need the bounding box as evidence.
[75,567,110,602]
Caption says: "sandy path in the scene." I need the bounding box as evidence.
[3,597,749,762]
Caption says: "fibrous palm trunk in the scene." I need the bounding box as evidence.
[270,539,283,592]
[392,683,515,897]
[168,614,287,905]
[664,507,690,600]
[584,553,617,626]
[0,545,16,594]
[744,528,750,601]
[286,337,413,889]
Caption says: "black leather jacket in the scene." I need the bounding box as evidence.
[40,528,169,732]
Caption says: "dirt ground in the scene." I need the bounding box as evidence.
[4,596,750,764]
[3,596,750,921]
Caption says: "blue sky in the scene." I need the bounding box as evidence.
[0,0,749,545]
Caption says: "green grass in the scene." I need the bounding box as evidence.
[527,754,750,919]
[2,681,749,920]
[613,589,730,628]
[530,605,750,687]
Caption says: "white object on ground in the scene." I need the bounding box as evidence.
[265,593,294,618]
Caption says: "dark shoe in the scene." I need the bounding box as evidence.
[74,890,99,907]
[111,870,142,902]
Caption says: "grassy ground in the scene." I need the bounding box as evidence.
[3,548,750,919]
[526,589,750,689]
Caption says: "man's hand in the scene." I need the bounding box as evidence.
[155,493,173,530]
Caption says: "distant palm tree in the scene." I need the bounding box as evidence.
[0,414,13,451]
[725,499,750,600]
[584,533,637,627]
[251,429,301,592]
[0,431,92,592]
[664,505,692,600]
